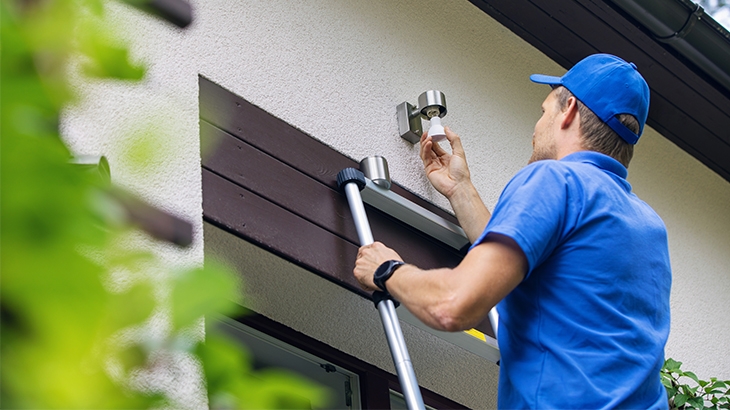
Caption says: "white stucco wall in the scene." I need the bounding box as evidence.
[62,0,730,406]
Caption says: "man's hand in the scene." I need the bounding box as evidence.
[354,242,403,292]
[419,127,471,199]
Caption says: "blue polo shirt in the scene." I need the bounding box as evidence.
[472,151,671,409]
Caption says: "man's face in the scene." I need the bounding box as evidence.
[529,90,560,164]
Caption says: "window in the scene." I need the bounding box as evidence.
[217,317,360,409]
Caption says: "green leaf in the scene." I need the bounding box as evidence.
[81,44,146,80]
[0,0,331,407]
[250,368,334,409]
[115,344,147,373]
[104,281,156,330]
[675,393,689,407]
[687,397,704,409]
[196,333,254,394]
[170,262,243,330]
[665,358,683,373]
[76,16,146,80]
[197,333,333,410]
[685,371,701,385]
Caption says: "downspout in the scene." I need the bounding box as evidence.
[609,0,730,93]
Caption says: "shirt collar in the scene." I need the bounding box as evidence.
[560,151,628,179]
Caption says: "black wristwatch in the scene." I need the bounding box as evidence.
[373,260,405,293]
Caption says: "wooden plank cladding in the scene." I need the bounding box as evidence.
[198,75,475,297]
[198,76,463,223]
[202,168,364,294]
[201,121,360,242]
[201,121,464,268]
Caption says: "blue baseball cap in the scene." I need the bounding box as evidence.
[530,54,650,144]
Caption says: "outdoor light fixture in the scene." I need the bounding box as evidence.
[359,156,391,189]
[396,90,448,144]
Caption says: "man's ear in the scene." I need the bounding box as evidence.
[560,96,580,130]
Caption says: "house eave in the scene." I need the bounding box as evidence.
[468,0,730,183]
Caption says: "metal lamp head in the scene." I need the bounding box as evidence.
[397,90,448,144]
[418,90,447,119]
[359,155,391,190]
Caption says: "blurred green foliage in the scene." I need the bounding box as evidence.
[0,0,331,408]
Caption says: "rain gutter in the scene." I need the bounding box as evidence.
[609,0,730,93]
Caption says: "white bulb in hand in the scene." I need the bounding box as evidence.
[428,116,446,142]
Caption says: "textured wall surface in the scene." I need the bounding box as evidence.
[62,0,730,407]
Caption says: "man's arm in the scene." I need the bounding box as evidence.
[420,128,491,242]
[354,233,527,332]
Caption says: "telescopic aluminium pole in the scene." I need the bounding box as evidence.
[337,168,426,410]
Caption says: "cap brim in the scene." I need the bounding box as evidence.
[530,74,563,85]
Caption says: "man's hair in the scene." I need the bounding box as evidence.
[554,86,638,168]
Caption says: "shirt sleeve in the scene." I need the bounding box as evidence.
[470,161,577,279]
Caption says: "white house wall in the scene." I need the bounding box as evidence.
[62,0,730,406]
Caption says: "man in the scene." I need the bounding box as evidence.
[353,54,672,409]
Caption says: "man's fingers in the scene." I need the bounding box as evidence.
[445,127,465,158]
[420,131,429,145]
[422,132,447,156]
[431,137,448,157]
[420,132,435,162]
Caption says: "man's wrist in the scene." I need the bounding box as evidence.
[446,180,491,243]
[447,179,477,203]
[373,260,405,293]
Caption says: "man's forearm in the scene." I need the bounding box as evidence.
[384,234,526,332]
[448,181,491,243]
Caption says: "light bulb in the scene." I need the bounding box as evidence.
[428,116,446,142]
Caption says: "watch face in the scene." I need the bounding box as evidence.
[374,261,390,281]
[375,261,391,277]
[374,260,402,292]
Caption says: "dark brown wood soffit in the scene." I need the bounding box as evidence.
[468,0,730,183]
[199,76,495,339]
